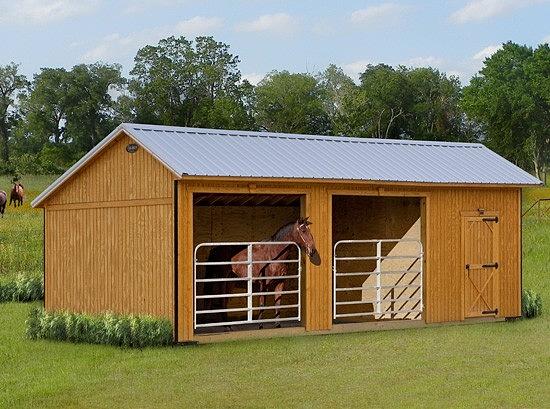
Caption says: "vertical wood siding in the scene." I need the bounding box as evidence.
[44,132,174,321]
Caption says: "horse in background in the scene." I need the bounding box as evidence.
[0,191,6,218]
[9,183,24,207]
[204,217,321,329]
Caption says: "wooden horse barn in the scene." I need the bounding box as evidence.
[33,123,542,343]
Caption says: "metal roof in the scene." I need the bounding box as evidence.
[32,122,542,207]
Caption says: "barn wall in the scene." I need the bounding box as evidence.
[177,178,521,341]
[43,132,175,320]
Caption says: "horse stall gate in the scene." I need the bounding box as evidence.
[332,195,424,322]
[192,193,304,333]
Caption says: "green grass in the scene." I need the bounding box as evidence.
[0,175,58,279]
[0,177,548,408]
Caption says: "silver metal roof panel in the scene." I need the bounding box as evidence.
[32,123,542,207]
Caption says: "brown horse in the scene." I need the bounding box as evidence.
[0,191,6,218]
[204,217,321,328]
[9,183,24,207]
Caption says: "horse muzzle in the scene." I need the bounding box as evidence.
[308,249,321,266]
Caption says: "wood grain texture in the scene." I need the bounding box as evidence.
[44,132,174,321]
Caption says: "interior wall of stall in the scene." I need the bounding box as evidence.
[193,198,302,326]
[332,196,422,321]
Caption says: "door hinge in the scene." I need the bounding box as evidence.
[482,308,499,315]
[465,264,470,270]
[482,262,498,269]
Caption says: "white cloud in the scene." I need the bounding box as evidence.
[351,3,408,25]
[81,16,224,63]
[450,0,544,24]
[235,13,296,34]
[473,44,501,61]
[242,73,265,85]
[123,0,186,14]
[342,60,371,82]
[403,56,444,68]
[0,0,98,24]
[542,34,550,44]
[174,16,223,35]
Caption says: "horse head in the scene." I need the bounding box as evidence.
[294,217,321,266]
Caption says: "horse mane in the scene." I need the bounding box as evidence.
[270,221,296,241]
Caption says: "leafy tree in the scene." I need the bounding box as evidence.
[338,64,412,138]
[317,64,355,130]
[254,71,330,134]
[462,42,550,177]
[64,63,125,153]
[129,36,252,129]
[0,63,28,164]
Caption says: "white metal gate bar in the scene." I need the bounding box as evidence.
[194,241,301,329]
[333,239,423,320]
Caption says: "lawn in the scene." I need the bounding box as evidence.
[0,177,549,408]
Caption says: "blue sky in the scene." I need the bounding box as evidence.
[1,0,549,84]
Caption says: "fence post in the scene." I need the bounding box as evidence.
[376,241,382,316]
[247,244,253,322]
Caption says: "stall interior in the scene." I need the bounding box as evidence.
[332,195,423,323]
[193,193,303,333]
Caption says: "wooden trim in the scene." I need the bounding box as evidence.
[177,182,194,342]
[173,181,179,340]
[43,208,46,309]
[46,197,172,211]
[518,189,523,316]
[181,174,536,189]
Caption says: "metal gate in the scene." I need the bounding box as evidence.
[194,241,302,329]
[333,239,423,320]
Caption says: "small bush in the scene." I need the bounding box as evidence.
[0,274,44,302]
[522,289,543,318]
[26,307,174,348]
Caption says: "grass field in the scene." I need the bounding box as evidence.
[0,177,549,408]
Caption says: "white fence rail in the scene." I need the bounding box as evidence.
[194,241,301,329]
[333,239,423,320]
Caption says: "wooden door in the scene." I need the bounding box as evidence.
[462,214,500,318]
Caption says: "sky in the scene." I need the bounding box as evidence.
[1,0,549,85]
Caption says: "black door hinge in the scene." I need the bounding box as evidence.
[482,216,499,223]
[482,308,499,315]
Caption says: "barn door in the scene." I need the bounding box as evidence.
[462,214,500,318]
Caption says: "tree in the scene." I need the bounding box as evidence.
[462,42,550,178]
[0,63,28,164]
[338,64,412,138]
[65,63,125,153]
[406,67,472,141]
[254,71,330,134]
[317,64,355,131]
[129,36,251,129]
[20,68,71,147]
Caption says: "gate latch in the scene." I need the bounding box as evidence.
[482,216,499,223]
[482,308,499,315]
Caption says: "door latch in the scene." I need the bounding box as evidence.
[482,262,498,269]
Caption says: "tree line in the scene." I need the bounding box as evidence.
[0,37,548,179]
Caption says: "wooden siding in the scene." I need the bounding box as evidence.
[44,133,173,205]
[177,180,521,341]
[44,131,175,321]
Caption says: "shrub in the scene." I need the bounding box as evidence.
[26,307,174,348]
[522,289,543,318]
[0,274,44,302]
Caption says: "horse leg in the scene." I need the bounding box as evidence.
[258,281,265,329]
[274,281,285,328]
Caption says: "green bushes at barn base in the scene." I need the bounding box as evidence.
[522,289,543,319]
[0,274,43,302]
[26,307,173,348]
